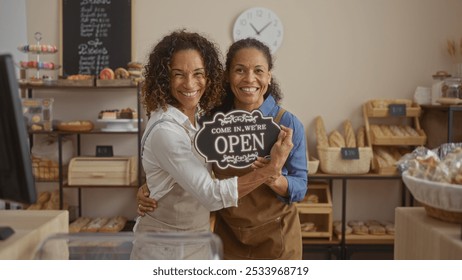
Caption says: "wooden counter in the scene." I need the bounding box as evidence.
[0,210,68,259]
[394,207,462,259]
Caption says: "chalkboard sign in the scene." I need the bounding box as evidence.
[194,110,281,169]
[61,0,132,76]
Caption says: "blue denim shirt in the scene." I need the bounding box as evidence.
[259,95,308,203]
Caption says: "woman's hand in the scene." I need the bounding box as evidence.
[269,125,293,170]
[136,183,157,216]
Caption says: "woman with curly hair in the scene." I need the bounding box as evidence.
[131,30,293,259]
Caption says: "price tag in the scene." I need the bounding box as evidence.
[96,145,113,157]
[388,104,406,116]
[340,147,360,160]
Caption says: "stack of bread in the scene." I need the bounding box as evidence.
[69,216,127,233]
[27,190,67,210]
[333,220,395,236]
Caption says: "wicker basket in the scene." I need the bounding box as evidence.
[31,156,67,181]
[402,171,462,223]
[308,157,319,175]
[317,146,372,174]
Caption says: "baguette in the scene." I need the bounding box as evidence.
[315,116,329,147]
[343,120,356,148]
[80,217,109,232]
[328,130,346,148]
[69,217,91,233]
[99,216,127,233]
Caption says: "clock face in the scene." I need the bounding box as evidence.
[233,7,284,54]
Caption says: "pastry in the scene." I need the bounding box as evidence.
[98,109,119,120]
[99,67,115,80]
[119,108,135,119]
[114,67,130,79]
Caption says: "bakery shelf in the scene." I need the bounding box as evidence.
[24,83,144,218]
[364,100,422,117]
[369,129,427,146]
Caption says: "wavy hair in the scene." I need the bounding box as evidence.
[142,29,224,118]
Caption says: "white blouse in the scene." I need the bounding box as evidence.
[142,106,238,211]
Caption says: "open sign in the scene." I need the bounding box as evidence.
[194,110,280,169]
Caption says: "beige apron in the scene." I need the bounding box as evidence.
[213,108,302,260]
[131,184,211,259]
[131,118,211,259]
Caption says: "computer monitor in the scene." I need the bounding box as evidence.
[0,53,37,240]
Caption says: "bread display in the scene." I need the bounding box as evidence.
[57,120,94,132]
[70,216,127,233]
[335,220,395,238]
[98,108,137,120]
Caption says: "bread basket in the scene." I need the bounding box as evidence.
[308,157,319,175]
[317,146,372,174]
[402,171,462,223]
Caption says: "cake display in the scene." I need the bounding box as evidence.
[97,108,140,131]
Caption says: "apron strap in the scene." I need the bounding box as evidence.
[274,107,286,124]
[141,119,180,157]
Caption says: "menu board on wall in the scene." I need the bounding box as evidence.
[61,0,132,76]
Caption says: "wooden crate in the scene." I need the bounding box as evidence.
[96,79,134,87]
[56,78,94,87]
[296,184,333,240]
[364,100,422,117]
[68,156,137,186]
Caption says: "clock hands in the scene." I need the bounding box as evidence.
[250,23,260,35]
[250,22,272,35]
[257,22,272,35]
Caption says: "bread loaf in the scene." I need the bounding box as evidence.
[315,116,329,147]
[69,217,91,233]
[343,120,356,148]
[99,216,127,233]
[370,125,383,138]
[356,126,366,147]
[328,130,346,147]
[81,217,109,232]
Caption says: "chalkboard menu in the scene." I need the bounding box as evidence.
[61,0,132,76]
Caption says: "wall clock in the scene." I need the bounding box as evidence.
[232,7,284,54]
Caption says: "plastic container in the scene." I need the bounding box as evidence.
[33,231,223,260]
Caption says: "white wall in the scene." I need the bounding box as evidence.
[0,0,27,71]
[21,0,462,221]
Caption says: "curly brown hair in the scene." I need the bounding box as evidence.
[142,29,225,118]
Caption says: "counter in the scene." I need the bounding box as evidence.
[394,207,462,259]
[0,210,68,259]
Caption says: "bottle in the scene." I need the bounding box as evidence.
[431,71,451,104]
